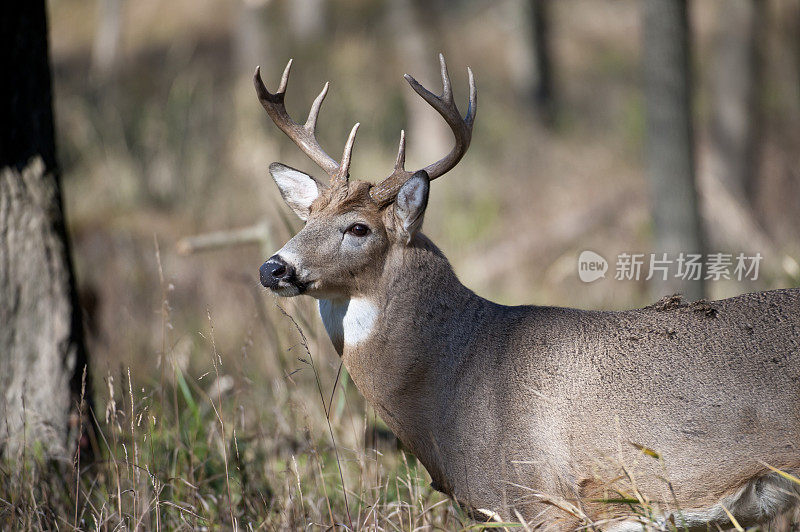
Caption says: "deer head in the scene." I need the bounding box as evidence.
[256,55,476,300]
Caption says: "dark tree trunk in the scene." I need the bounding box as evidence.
[643,0,706,301]
[529,0,555,126]
[0,0,91,460]
[507,0,555,126]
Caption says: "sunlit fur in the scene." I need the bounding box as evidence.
[318,297,379,348]
[267,173,800,529]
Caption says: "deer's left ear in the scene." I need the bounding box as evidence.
[394,170,429,245]
[269,163,322,221]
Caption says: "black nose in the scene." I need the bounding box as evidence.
[260,256,295,289]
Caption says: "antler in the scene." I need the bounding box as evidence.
[370,54,477,204]
[254,60,359,186]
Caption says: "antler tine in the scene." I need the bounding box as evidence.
[277,59,292,94]
[394,130,407,170]
[254,61,355,185]
[438,53,453,105]
[336,123,360,182]
[370,55,477,205]
[367,130,409,204]
[466,67,477,126]
[305,82,329,133]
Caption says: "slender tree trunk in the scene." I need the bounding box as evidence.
[506,0,555,126]
[707,0,763,204]
[529,0,555,125]
[643,0,705,301]
[288,0,325,45]
[235,0,270,80]
[90,0,124,83]
[0,0,91,460]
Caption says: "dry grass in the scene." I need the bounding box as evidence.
[1,256,484,531]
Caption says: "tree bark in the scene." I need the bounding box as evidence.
[0,0,90,461]
[643,0,706,301]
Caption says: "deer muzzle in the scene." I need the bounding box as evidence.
[260,255,300,293]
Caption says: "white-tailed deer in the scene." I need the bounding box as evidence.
[254,55,800,530]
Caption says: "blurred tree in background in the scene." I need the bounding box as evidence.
[707,0,763,205]
[0,0,91,461]
[643,0,705,300]
[91,0,123,83]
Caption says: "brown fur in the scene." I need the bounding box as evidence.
[268,177,800,529]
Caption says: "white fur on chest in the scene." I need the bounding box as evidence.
[318,298,379,347]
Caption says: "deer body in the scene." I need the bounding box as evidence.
[253,57,800,528]
[322,233,800,528]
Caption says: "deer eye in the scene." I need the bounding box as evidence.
[346,223,370,237]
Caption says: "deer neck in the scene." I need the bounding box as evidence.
[318,234,487,487]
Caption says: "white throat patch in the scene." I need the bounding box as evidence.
[318,298,378,347]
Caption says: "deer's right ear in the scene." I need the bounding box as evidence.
[394,171,430,245]
[269,163,322,221]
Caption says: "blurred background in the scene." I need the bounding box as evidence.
[49,0,800,378]
[19,0,800,526]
